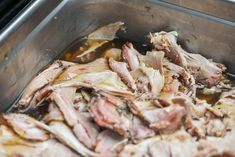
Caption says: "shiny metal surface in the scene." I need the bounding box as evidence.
[161,0,235,22]
[0,0,235,111]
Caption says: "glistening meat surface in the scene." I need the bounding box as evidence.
[5,22,235,157]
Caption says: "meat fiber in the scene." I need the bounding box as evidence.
[139,50,165,74]
[2,113,50,141]
[95,130,127,156]
[108,58,136,90]
[122,42,140,71]
[128,100,186,133]
[10,23,235,157]
[89,96,131,136]
[55,58,109,82]
[130,116,155,141]
[53,70,134,98]
[140,65,164,96]
[48,121,100,157]
[50,88,99,149]
[18,60,67,107]
[150,31,222,86]
[43,102,64,123]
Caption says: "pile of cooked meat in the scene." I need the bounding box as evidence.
[0,22,235,157]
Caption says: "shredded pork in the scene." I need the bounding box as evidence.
[1,22,234,157]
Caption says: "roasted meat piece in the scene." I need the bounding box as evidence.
[128,100,186,133]
[140,66,164,96]
[130,116,155,141]
[108,58,136,90]
[163,59,195,86]
[2,113,50,141]
[9,22,235,157]
[122,42,140,71]
[55,58,109,82]
[53,70,134,98]
[18,60,70,107]
[50,88,99,149]
[138,50,165,74]
[48,121,99,157]
[120,130,197,157]
[0,124,79,157]
[89,95,131,136]
[43,102,64,123]
[95,130,127,156]
[150,31,222,86]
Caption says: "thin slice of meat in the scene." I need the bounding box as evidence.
[127,100,158,118]
[2,113,49,141]
[174,95,223,119]
[164,59,195,86]
[53,70,134,98]
[120,130,197,157]
[206,119,226,137]
[0,124,79,157]
[89,96,131,136]
[128,100,186,133]
[119,136,161,157]
[140,65,164,96]
[18,60,67,107]
[73,92,88,112]
[150,31,187,67]
[50,88,99,149]
[131,68,150,94]
[48,121,100,157]
[122,42,140,71]
[73,112,99,149]
[213,89,235,122]
[197,128,235,157]
[88,21,124,41]
[160,130,197,157]
[147,105,186,133]
[150,31,222,86]
[95,130,127,156]
[55,58,109,83]
[183,53,222,87]
[148,140,171,157]
[108,58,136,90]
[184,118,206,138]
[160,71,181,101]
[50,88,78,127]
[131,65,164,96]
[43,102,64,123]
[168,140,198,157]
[172,94,228,138]
[35,139,80,157]
[215,89,235,106]
[139,50,165,74]
[130,116,155,141]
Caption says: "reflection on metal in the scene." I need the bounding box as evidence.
[161,0,235,22]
